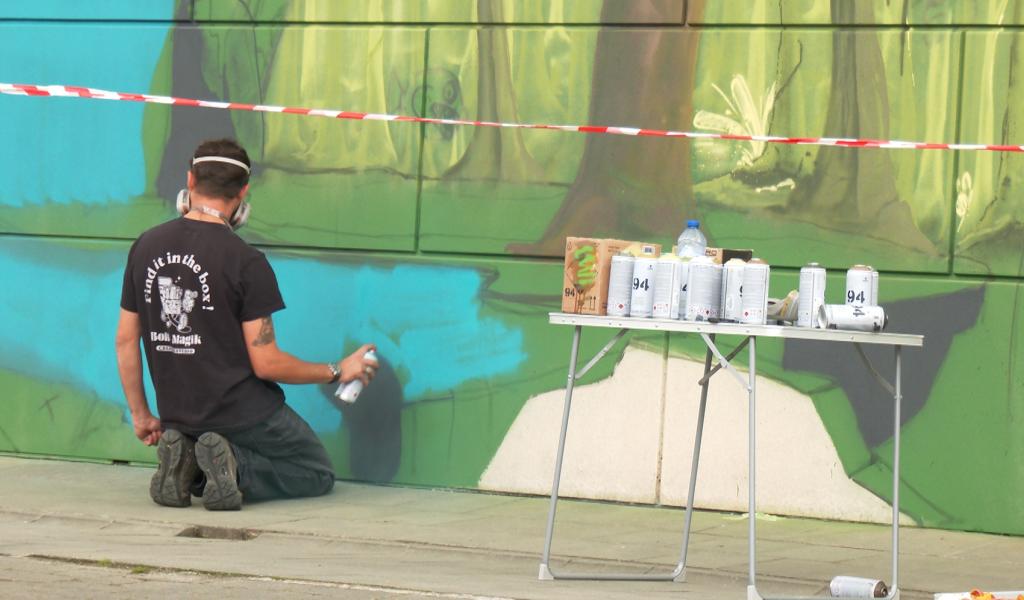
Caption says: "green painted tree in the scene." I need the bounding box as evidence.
[969,0,1024,251]
[788,1,936,255]
[443,0,546,183]
[510,0,703,256]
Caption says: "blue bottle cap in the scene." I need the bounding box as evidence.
[687,219,700,228]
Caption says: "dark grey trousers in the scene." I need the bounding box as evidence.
[187,403,335,502]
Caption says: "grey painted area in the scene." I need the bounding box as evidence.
[783,286,985,446]
[156,25,240,202]
[326,357,404,484]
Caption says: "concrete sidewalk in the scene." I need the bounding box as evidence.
[0,455,1019,599]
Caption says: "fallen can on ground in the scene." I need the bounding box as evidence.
[829,575,889,598]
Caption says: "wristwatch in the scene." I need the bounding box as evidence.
[326,362,341,384]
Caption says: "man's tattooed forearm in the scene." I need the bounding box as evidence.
[253,317,275,346]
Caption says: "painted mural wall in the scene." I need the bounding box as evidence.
[1,0,1022,536]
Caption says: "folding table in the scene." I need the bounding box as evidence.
[540,312,923,600]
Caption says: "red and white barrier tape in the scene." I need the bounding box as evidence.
[2,81,1021,153]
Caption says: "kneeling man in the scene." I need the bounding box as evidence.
[115,139,377,510]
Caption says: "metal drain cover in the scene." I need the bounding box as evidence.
[176,525,260,541]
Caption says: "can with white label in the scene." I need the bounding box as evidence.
[740,258,770,325]
[818,304,887,332]
[629,256,658,318]
[871,268,879,305]
[685,256,721,321]
[797,262,827,328]
[719,258,746,322]
[846,264,873,306]
[335,350,379,403]
[828,576,889,598]
[709,263,723,320]
[652,254,683,319]
[606,254,634,317]
[675,259,690,320]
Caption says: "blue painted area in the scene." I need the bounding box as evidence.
[0,0,176,20]
[0,21,171,206]
[0,241,146,407]
[0,240,525,434]
[271,257,527,430]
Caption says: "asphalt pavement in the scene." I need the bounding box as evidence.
[0,455,1020,599]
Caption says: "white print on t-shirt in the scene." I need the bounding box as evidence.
[143,252,215,356]
[157,276,198,333]
[143,253,215,307]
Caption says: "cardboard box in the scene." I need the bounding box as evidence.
[704,247,754,264]
[561,237,662,315]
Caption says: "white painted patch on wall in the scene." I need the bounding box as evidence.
[480,346,910,525]
[479,348,663,504]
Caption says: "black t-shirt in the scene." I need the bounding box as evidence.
[120,217,286,433]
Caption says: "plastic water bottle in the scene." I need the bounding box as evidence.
[334,350,377,404]
[676,219,707,259]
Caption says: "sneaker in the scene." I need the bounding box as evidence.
[150,429,198,508]
[195,432,242,510]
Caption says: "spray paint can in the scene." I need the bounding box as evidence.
[335,350,378,404]
[652,254,683,319]
[828,576,889,598]
[798,262,827,328]
[846,265,873,306]
[708,263,723,320]
[818,304,888,332]
[871,268,879,306]
[629,256,658,318]
[740,258,770,325]
[719,258,746,322]
[676,259,691,320]
[685,256,721,321]
[606,254,635,317]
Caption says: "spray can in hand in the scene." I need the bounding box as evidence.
[334,350,377,404]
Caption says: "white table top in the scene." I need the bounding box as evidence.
[549,313,924,347]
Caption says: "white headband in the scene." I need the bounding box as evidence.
[192,155,250,173]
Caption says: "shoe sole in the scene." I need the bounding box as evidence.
[150,430,196,508]
[196,433,242,511]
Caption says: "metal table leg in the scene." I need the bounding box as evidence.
[539,325,582,580]
[747,342,904,600]
[891,346,902,595]
[676,339,718,582]
[749,336,758,595]
[541,325,679,580]
[540,329,729,581]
